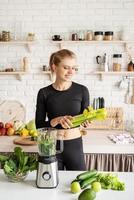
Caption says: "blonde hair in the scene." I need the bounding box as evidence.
[49,49,76,72]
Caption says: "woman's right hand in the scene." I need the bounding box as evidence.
[50,115,73,129]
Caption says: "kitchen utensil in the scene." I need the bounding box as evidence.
[98,97,101,108]
[100,97,105,108]
[131,79,134,104]
[93,97,105,109]
[36,128,63,188]
[93,98,97,109]
[103,53,109,72]
[96,98,99,109]
[96,53,109,71]
[125,78,131,104]
[52,35,62,41]
[118,76,128,90]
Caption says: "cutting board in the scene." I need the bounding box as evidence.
[13,137,37,146]
[87,107,124,130]
[0,100,26,123]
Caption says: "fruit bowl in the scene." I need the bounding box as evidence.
[5,171,28,183]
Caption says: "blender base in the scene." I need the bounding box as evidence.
[36,156,59,188]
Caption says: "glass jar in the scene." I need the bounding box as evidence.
[104,31,114,41]
[86,30,93,41]
[113,54,122,71]
[71,33,78,41]
[27,33,35,41]
[78,30,85,41]
[127,61,134,71]
[94,31,103,41]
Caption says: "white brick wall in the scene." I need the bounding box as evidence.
[0,0,134,123]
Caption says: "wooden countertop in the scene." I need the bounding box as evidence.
[0,130,134,154]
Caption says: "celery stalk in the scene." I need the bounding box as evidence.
[71,107,107,128]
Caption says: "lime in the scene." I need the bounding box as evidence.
[91,182,101,192]
[78,188,96,200]
[71,181,81,193]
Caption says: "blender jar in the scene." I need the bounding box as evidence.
[37,128,63,157]
[113,54,122,71]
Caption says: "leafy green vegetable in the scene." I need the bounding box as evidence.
[0,147,37,179]
[0,155,8,163]
[71,106,107,128]
[97,173,125,191]
[38,133,56,156]
[71,170,125,191]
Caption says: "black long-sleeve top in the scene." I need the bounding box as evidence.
[35,82,90,129]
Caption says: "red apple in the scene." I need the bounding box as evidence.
[5,122,13,129]
[0,122,4,129]
[0,127,7,135]
[7,127,15,136]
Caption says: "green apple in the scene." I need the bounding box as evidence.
[71,181,81,193]
[26,119,36,131]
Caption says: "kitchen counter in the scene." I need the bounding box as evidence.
[0,130,133,154]
[0,130,134,172]
[0,170,133,200]
[83,130,134,154]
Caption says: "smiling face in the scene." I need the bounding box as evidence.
[53,57,77,82]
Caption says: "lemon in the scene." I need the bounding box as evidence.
[91,182,101,192]
[78,188,96,200]
[20,128,29,137]
[71,181,81,193]
[30,130,38,137]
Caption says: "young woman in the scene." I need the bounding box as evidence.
[35,49,90,170]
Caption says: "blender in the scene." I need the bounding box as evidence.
[36,128,63,188]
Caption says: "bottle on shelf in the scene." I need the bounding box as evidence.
[20,57,29,72]
[127,61,134,71]
[86,30,93,41]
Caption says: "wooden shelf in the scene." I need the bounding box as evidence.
[91,71,134,75]
[0,71,28,80]
[88,71,134,80]
[41,71,51,74]
[51,40,134,49]
[41,71,53,80]
[0,40,38,52]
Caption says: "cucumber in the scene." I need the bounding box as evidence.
[71,179,81,184]
[80,176,97,189]
[77,169,97,181]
